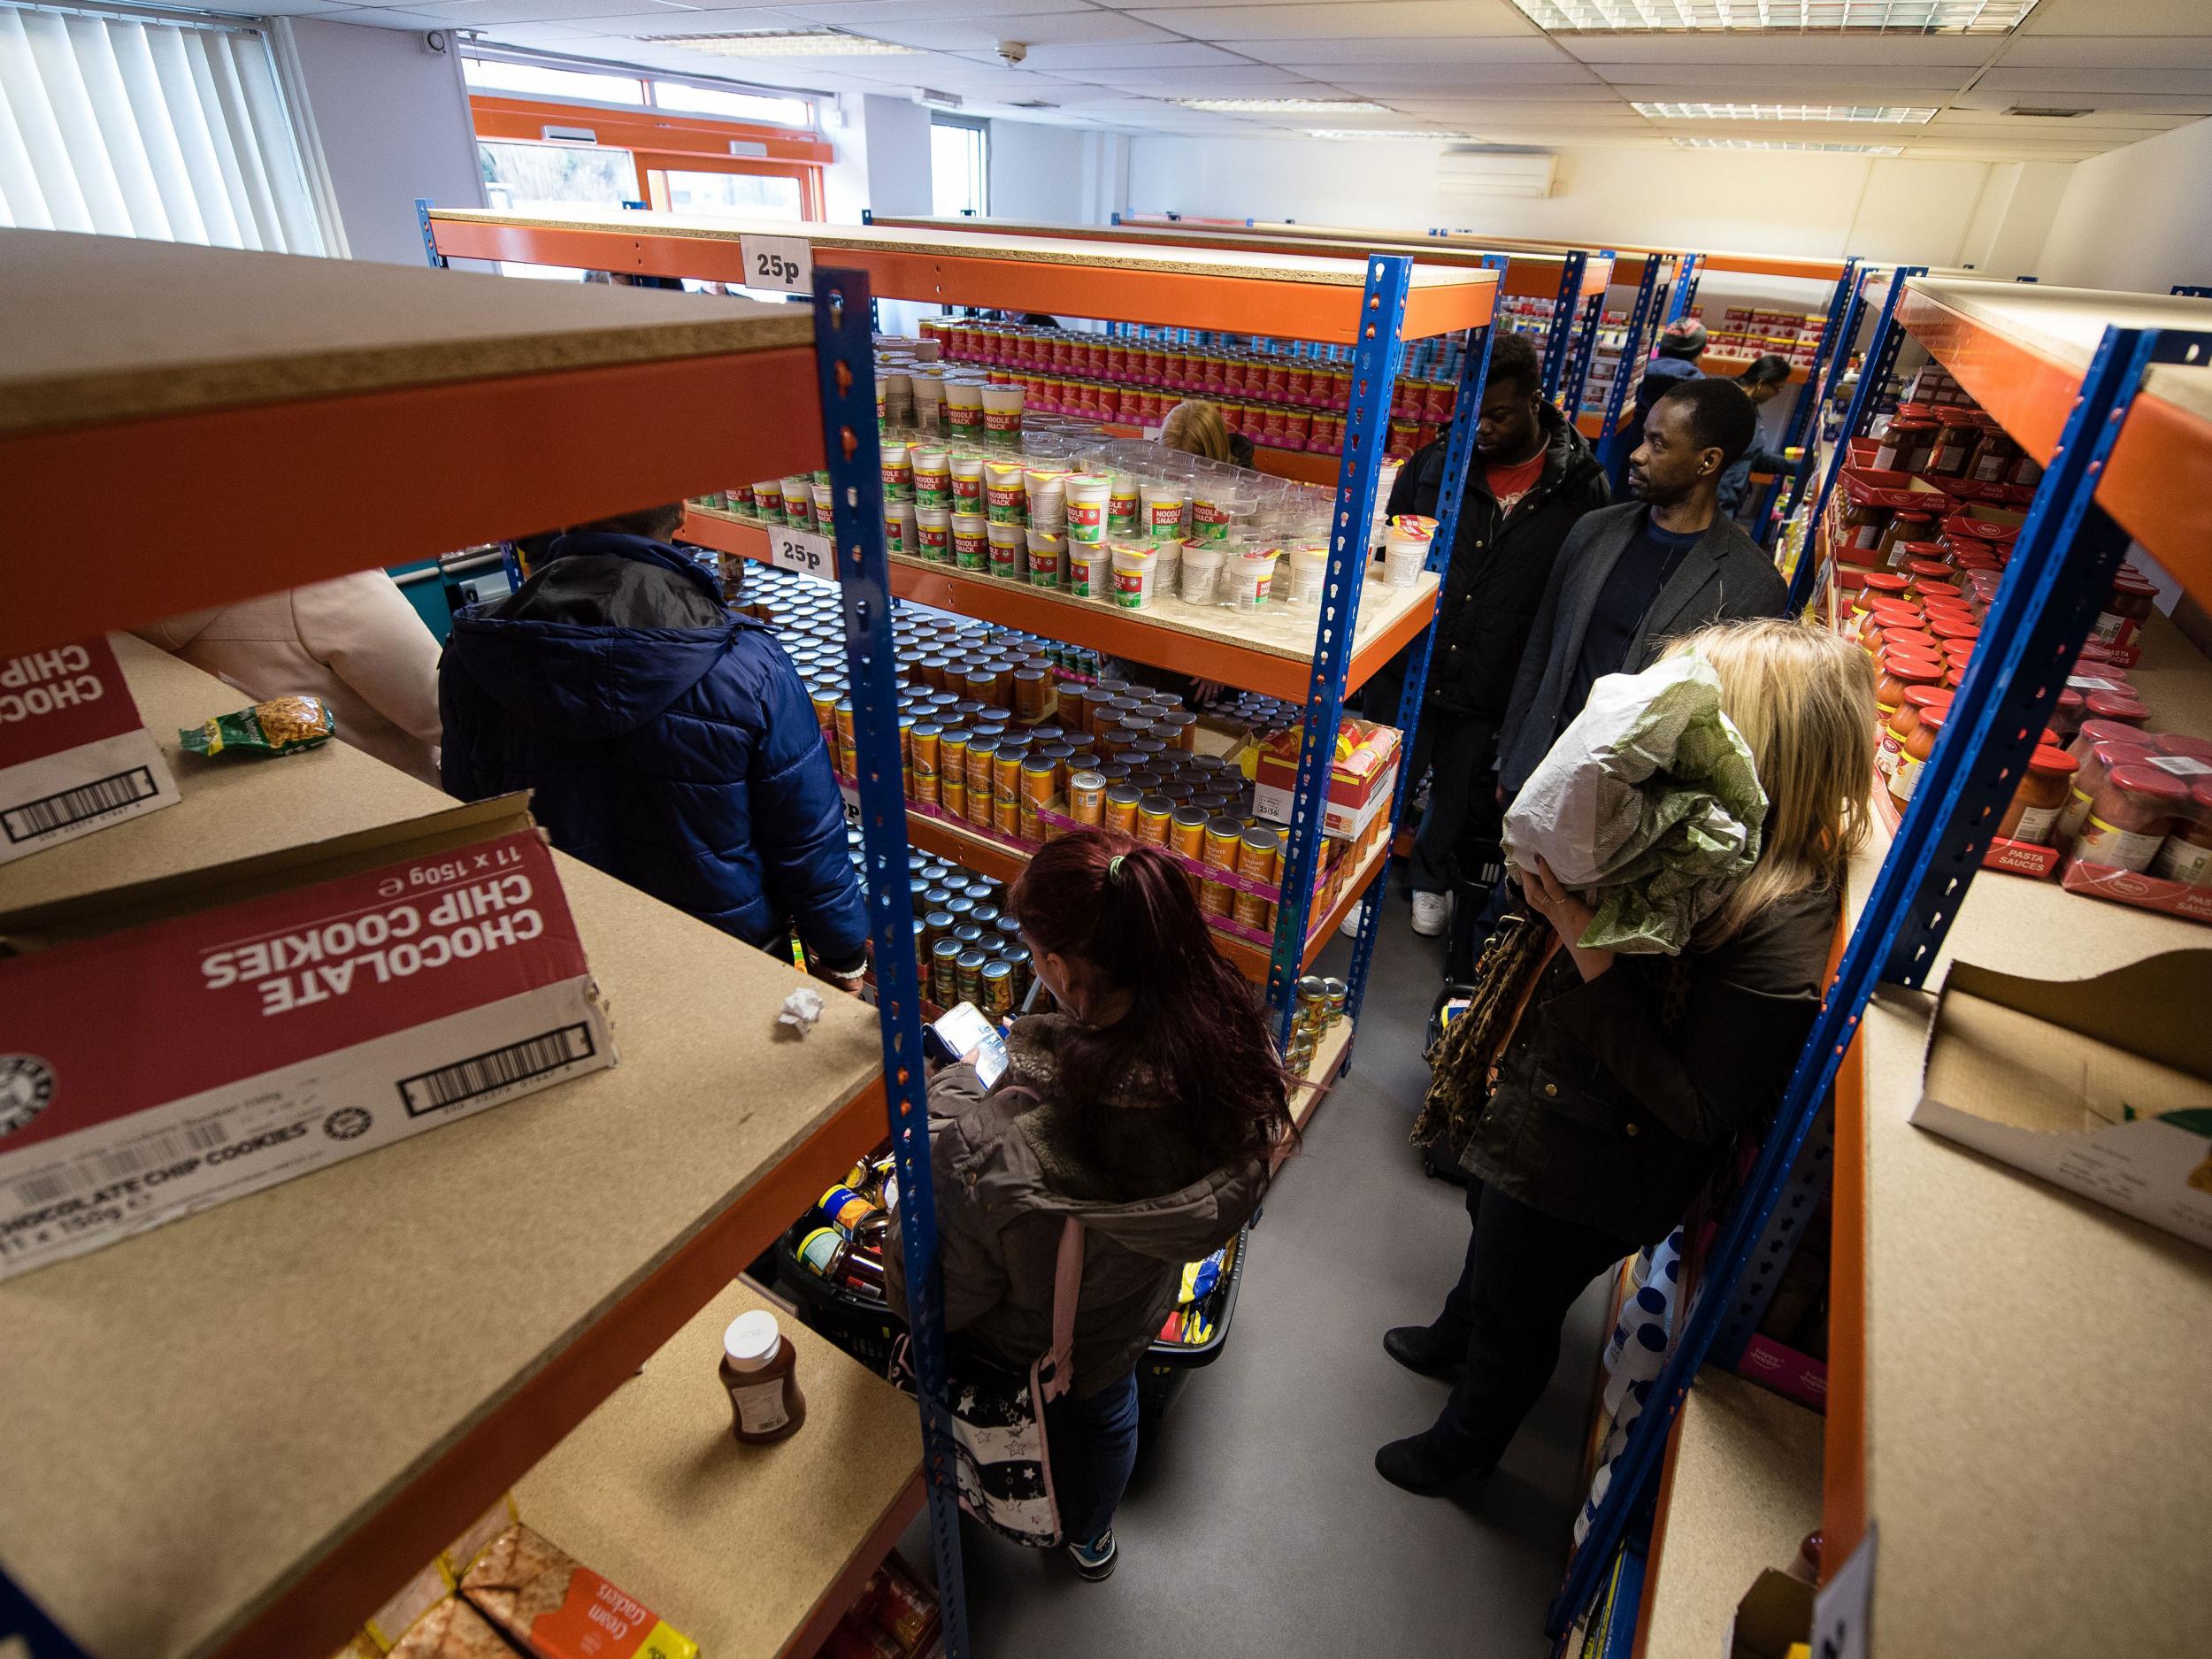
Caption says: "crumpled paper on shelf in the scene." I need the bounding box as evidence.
[1502,649,1766,955]
[778,986,826,1034]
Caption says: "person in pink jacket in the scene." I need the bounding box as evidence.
[137,571,444,787]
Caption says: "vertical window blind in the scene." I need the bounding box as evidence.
[0,1,324,253]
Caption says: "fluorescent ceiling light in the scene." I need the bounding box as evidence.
[1674,136,1902,153]
[656,28,917,56]
[1510,0,2036,31]
[1632,101,1939,122]
[1173,97,1390,113]
[1309,129,1476,141]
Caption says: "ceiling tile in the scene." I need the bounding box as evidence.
[1230,34,1571,64]
[1317,61,1603,84]
[1128,3,1543,42]
[319,5,449,23]
[787,7,1179,48]
[1998,35,2212,66]
[772,0,1094,17]
[1976,65,2212,93]
[2022,0,2212,33]
[1586,63,1973,90]
[1553,35,1991,66]
[948,39,1246,67]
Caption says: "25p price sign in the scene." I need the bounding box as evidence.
[740,234,813,295]
[772,528,833,578]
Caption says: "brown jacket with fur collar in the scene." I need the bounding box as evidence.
[885,1014,1271,1397]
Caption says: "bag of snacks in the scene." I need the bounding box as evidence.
[180,695,335,758]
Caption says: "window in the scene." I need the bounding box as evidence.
[657,168,803,221]
[931,116,987,219]
[651,80,808,127]
[463,57,645,108]
[0,0,324,252]
[478,140,635,216]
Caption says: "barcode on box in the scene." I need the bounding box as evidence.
[11,1118,229,1210]
[398,1024,598,1117]
[3,765,159,844]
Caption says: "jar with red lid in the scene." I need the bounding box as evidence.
[1965,421,2020,486]
[1914,579,1965,610]
[1876,652,1944,719]
[1873,415,1939,474]
[2083,688,2149,731]
[2047,686,2088,743]
[1927,615,1979,649]
[1861,570,1910,604]
[2073,762,2193,872]
[1881,686,1953,781]
[2151,779,2212,887]
[2059,734,2160,844]
[1924,411,1984,480]
[2093,571,2158,653]
[1997,745,2079,844]
[1835,565,1871,612]
[2154,733,2212,764]
[2072,718,2157,761]
[1903,554,1953,584]
[1891,703,1947,806]
[2012,451,2044,489]
[1878,511,1940,569]
[1859,608,1926,657]
[1847,589,1911,642]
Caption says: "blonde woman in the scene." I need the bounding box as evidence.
[1159,398,1254,469]
[1377,619,1873,1494]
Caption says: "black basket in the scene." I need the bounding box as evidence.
[1137,1223,1249,1425]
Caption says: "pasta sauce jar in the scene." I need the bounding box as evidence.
[1997,745,2079,845]
[2150,778,2212,887]
[2073,761,2193,872]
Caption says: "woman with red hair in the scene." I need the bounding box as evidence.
[887,828,1291,1580]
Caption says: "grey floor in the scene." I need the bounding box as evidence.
[899,887,1616,1657]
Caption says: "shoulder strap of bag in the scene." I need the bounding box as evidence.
[1040,1216,1084,1405]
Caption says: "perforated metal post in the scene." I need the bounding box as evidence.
[0,1572,88,1659]
[415,197,446,269]
[1753,257,1859,546]
[1263,253,1416,1048]
[1594,254,1664,488]
[1561,253,1612,419]
[2174,283,2212,298]
[1792,266,1924,613]
[1343,261,1505,1034]
[1663,253,1701,324]
[1552,320,2201,1640]
[810,268,972,1657]
[1540,251,1587,405]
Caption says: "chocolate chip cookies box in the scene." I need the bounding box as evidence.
[0,795,613,1279]
[0,636,180,865]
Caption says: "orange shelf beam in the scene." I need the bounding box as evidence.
[1,348,823,660]
[685,511,1430,703]
[427,212,1493,346]
[1895,280,2212,603]
[1822,1021,1870,1579]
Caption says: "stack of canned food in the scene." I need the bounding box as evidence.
[1288,974,1349,1077]
[841,826,1035,1017]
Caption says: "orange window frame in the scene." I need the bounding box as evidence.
[472,95,833,220]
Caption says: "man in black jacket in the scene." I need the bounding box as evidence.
[1496,377,1791,804]
[1364,331,1609,938]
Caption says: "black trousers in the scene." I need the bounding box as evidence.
[1426,1179,1634,1471]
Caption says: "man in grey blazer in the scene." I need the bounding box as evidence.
[1496,377,1791,803]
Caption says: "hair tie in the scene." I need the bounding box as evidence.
[1107,854,1125,882]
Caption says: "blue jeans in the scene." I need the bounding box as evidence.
[1044,1369,1141,1544]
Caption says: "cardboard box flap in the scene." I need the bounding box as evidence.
[1939,952,2212,1083]
[0,792,535,953]
[1924,990,2206,1136]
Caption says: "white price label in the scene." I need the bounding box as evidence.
[740,234,813,294]
[1810,1522,1877,1659]
[772,528,833,577]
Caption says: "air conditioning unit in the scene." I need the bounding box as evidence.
[1437,150,1556,199]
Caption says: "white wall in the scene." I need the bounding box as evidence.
[1125,135,2044,271]
[2036,117,2212,292]
[986,121,1126,225]
[279,18,483,265]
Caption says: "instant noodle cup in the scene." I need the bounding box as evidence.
[915,507,952,564]
[751,478,787,523]
[1110,542,1158,611]
[1189,485,1232,542]
[1141,479,1187,541]
[1227,546,1279,611]
[912,446,952,509]
[886,501,918,556]
[1025,467,1070,530]
[985,460,1029,526]
[944,378,985,436]
[1179,542,1223,605]
[1287,542,1330,608]
[981,382,1025,441]
[810,480,834,530]
[781,476,816,531]
[1066,474,1110,545]
[950,453,985,513]
[951,513,989,571]
[1026,528,1066,588]
[1383,514,1435,588]
[880,442,915,503]
[1107,473,1142,537]
[910,373,945,432]
[987,521,1025,580]
[1069,544,1111,601]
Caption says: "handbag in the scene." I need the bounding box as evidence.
[1411,905,1558,1159]
[893,1212,1086,1551]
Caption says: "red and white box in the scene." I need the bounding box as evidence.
[0,795,613,1280]
[1253,717,1404,842]
[0,636,179,864]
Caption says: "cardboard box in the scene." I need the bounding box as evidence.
[1730,1569,1815,1659]
[1909,952,2212,1249]
[0,795,613,1280]
[1253,718,1402,842]
[2059,856,2212,926]
[0,635,179,864]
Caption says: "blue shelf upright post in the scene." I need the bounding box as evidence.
[1664,253,1701,325]
[1752,257,1859,549]
[2173,283,2212,298]
[1551,315,2206,1641]
[810,267,972,1658]
[1790,266,1924,614]
[415,197,446,269]
[1540,250,1587,406]
[1263,253,1417,1049]
[1342,257,1506,1037]
[1561,251,1613,419]
[1594,254,1666,488]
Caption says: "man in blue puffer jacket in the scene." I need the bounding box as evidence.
[441,504,870,980]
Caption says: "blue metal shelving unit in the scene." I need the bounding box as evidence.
[1751,257,1860,549]
[1593,253,1671,488]
[1560,251,1613,424]
[1552,282,2212,1640]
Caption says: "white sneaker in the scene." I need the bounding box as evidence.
[1410,892,1450,937]
[1339,902,1366,938]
